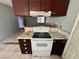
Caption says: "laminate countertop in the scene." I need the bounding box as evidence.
[17,31,34,39]
[50,32,67,40]
[17,31,67,40]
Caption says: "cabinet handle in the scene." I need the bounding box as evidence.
[25,51,28,54]
[42,8,44,9]
[24,44,27,46]
[53,8,55,10]
[23,40,26,42]
[25,47,27,49]
[41,8,45,10]
[52,12,56,14]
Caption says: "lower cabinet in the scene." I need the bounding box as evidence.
[18,39,32,54]
[51,40,67,56]
[18,39,66,55]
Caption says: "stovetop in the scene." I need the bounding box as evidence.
[32,32,51,38]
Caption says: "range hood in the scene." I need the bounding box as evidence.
[30,11,51,17]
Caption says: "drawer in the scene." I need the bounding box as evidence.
[18,39,31,43]
[53,40,66,48]
[32,52,50,56]
[22,47,31,51]
[21,49,32,54]
[22,46,31,51]
[53,40,66,44]
[19,42,31,46]
[20,46,32,54]
[25,50,32,54]
[18,39,31,47]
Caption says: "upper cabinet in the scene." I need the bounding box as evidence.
[51,0,70,16]
[41,0,52,11]
[12,0,70,16]
[29,0,40,11]
[29,0,52,11]
[12,0,29,16]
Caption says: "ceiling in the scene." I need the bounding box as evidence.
[0,0,12,7]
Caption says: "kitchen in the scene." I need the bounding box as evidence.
[17,16,68,56]
[0,0,79,59]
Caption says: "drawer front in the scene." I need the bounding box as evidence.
[19,43,31,49]
[32,52,50,56]
[19,43,32,54]
[21,49,32,54]
[53,40,66,45]
[18,39,31,43]
[19,42,31,47]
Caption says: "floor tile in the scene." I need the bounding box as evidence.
[41,56,51,59]
[50,55,62,59]
[31,56,41,59]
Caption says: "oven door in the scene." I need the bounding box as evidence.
[31,40,53,52]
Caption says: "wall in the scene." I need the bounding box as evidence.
[25,16,37,27]
[0,0,12,7]
[62,12,79,59]
[0,3,18,42]
[46,0,79,33]
[25,0,79,33]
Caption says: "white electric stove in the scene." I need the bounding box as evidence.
[31,16,53,56]
[31,32,53,56]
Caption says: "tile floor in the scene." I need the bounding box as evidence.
[0,32,62,59]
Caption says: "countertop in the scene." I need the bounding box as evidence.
[17,31,34,39]
[17,31,67,40]
[50,32,67,40]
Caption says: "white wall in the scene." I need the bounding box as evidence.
[62,12,79,59]
[46,0,79,33]
[0,3,18,42]
[0,0,12,7]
